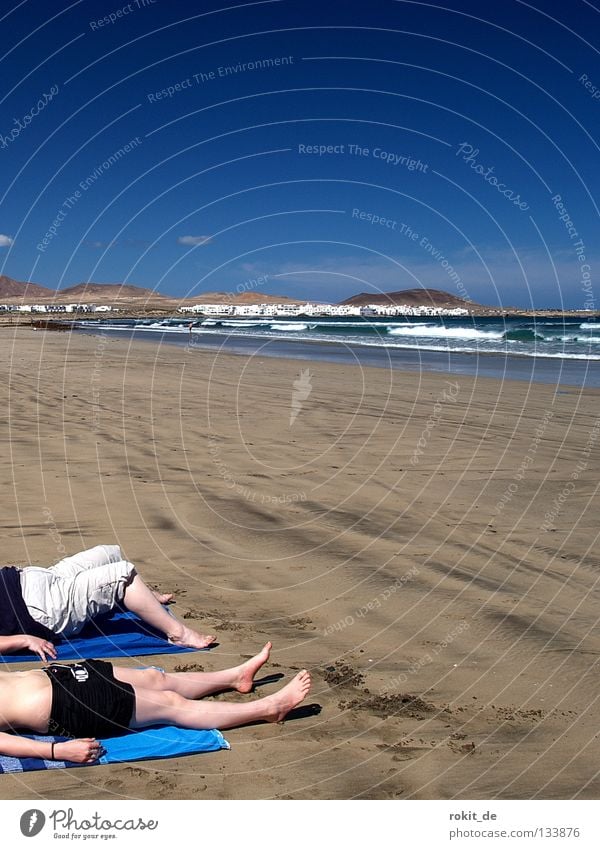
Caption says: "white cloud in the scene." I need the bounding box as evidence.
[177,235,211,246]
[0,234,14,247]
[86,239,122,249]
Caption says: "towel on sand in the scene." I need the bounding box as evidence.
[0,609,202,663]
[0,726,229,772]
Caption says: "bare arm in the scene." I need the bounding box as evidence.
[0,731,53,760]
[0,635,56,661]
[0,635,28,654]
[0,731,101,763]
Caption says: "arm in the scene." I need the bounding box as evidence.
[0,635,31,654]
[0,635,56,661]
[0,731,54,760]
[0,731,102,763]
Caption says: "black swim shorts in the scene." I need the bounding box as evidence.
[44,659,135,738]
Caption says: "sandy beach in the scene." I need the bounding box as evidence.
[1,325,598,800]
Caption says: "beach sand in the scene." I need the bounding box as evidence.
[1,325,599,800]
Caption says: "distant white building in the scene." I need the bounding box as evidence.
[179,303,234,315]
[0,302,114,314]
[363,304,469,317]
[177,302,469,318]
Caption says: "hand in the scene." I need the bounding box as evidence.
[22,635,57,661]
[55,738,103,764]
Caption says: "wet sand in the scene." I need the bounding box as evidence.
[0,325,599,799]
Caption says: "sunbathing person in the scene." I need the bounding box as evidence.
[0,544,215,659]
[0,642,311,763]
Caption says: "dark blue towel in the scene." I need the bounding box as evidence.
[0,609,204,663]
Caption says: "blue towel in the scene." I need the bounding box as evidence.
[0,727,229,773]
[0,609,204,663]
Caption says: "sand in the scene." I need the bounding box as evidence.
[0,325,598,800]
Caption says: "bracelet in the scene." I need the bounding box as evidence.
[50,742,56,760]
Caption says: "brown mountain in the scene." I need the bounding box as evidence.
[0,275,55,299]
[183,291,302,305]
[0,276,167,302]
[58,282,170,301]
[340,288,478,309]
[0,275,303,305]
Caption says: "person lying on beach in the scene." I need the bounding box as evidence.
[0,544,215,659]
[0,642,311,763]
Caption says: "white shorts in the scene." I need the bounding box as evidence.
[19,545,136,636]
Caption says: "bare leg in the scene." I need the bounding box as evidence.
[123,575,215,649]
[113,643,271,699]
[130,670,311,731]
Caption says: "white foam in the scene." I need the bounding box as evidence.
[270,322,310,331]
[557,335,600,343]
[387,325,504,340]
[220,320,272,327]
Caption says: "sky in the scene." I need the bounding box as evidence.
[0,0,599,308]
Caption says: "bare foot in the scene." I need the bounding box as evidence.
[168,625,216,650]
[235,642,272,693]
[152,590,174,604]
[264,670,311,722]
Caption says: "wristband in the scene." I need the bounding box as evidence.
[50,742,56,760]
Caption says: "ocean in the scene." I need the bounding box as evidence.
[74,315,600,387]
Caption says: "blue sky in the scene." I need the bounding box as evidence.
[0,0,599,308]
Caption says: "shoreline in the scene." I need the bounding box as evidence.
[75,325,600,388]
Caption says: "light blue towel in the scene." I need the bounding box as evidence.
[0,609,204,663]
[97,725,229,764]
[0,727,229,773]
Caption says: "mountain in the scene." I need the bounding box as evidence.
[58,282,170,301]
[0,275,55,299]
[340,288,478,309]
[0,276,167,302]
[0,277,479,309]
[0,275,303,304]
[183,291,302,305]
